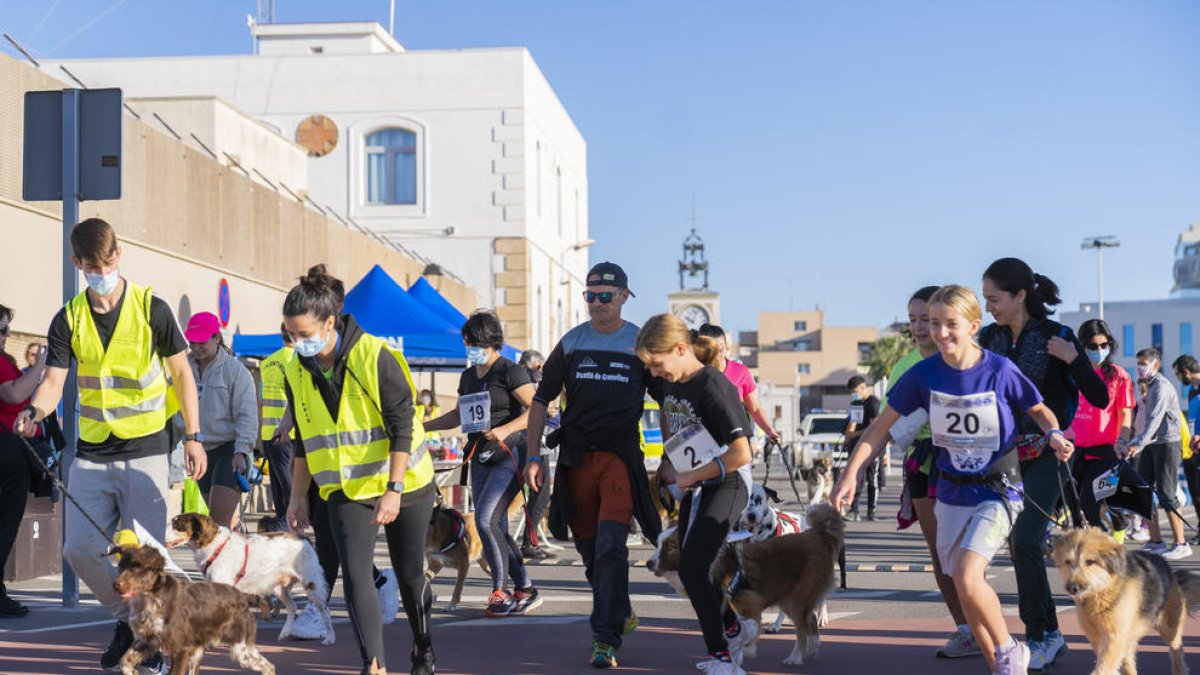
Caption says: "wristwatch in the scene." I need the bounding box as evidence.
[386,480,404,494]
[184,433,204,443]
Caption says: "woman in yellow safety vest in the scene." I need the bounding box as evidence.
[282,265,435,675]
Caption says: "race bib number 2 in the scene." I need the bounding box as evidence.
[460,392,491,434]
[665,424,724,471]
[930,390,1001,473]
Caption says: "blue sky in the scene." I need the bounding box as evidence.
[4,1,1199,337]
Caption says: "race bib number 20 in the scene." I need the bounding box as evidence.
[665,424,724,471]
[930,390,1001,473]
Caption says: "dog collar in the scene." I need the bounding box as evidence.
[436,508,469,554]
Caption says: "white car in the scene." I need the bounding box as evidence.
[791,411,849,472]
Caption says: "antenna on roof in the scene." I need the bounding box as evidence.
[389,0,396,36]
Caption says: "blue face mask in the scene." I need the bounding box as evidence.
[85,269,120,296]
[850,392,862,402]
[466,345,488,366]
[1086,347,1109,366]
[294,329,332,359]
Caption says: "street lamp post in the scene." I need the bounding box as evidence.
[1081,236,1120,320]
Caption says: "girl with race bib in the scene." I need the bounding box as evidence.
[424,310,542,618]
[831,285,1073,675]
[636,314,753,675]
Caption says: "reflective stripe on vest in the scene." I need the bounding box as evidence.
[67,282,176,443]
[259,346,293,441]
[285,331,432,500]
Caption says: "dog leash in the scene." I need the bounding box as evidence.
[1115,458,1197,532]
[2,420,118,547]
[762,438,806,505]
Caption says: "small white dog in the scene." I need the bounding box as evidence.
[169,512,335,646]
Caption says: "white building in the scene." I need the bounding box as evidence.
[45,21,591,351]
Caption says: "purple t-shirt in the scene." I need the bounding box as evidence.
[722,359,756,400]
[888,349,1043,506]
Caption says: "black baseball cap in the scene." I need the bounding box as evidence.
[587,261,635,296]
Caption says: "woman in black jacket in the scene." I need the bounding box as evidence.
[979,257,1108,672]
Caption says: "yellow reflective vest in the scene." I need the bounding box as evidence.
[260,346,293,441]
[67,282,179,443]
[285,332,432,500]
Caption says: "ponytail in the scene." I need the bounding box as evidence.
[983,257,1061,319]
[637,314,720,367]
[691,330,721,368]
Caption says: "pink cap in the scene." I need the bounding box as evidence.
[184,312,221,343]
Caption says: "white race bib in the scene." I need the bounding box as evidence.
[930,390,1001,473]
[459,391,491,434]
[665,423,724,471]
[1093,467,1119,500]
[850,406,864,425]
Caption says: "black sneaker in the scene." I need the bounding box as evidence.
[100,621,134,670]
[521,545,555,560]
[138,652,165,674]
[0,593,28,617]
[411,643,436,675]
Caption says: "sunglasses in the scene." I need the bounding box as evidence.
[1084,341,1111,351]
[584,290,615,304]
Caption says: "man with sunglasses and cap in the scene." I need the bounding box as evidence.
[524,262,663,669]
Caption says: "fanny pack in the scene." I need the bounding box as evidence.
[1015,433,1045,462]
[940,449,1020,491]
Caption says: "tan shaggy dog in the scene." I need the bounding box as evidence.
[1052,527,1200,675]
[710,503,844,667]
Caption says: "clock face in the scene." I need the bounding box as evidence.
[679,305,710,330]
[295,114,339,157]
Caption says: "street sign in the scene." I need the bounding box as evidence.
[23,88,122,201]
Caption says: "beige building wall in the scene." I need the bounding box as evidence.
[0,51,476,342]
[750,310,879,412]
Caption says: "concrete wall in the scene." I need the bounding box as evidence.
[1062,298,1200,390]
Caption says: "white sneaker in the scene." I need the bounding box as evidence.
[1142,541,1170,555]
[995,640,1030,675]
[1130,526,1151,543]
[936,625,982,658]
[285,604,328,641]
[695,655,746,674]
[377,568,399,626]
[1162,543,1194,560]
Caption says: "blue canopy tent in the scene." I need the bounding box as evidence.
[232,265,469,370]
[408,277,522,362]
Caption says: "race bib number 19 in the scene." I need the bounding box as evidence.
[930,390,1000,473]
[665,424,724,471]
[460,392,491,434]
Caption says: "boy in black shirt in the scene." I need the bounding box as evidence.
[844,375,882,520]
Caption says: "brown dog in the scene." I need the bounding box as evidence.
[425,504,490,610]
[710,503,845,667]
[112,544,274,675]
[1052,527,1200,675]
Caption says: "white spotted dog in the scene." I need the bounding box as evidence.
[169,512,335,646]
[729,484,825,645]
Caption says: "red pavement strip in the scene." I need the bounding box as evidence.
[2,612,1200,674]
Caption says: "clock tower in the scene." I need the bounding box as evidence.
[668,229,721,330]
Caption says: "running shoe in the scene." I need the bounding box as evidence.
[1028,630,1066,671]
[590,642,617,668]
[513,586,543,614]
[695,651,745,674]
[376,568,399,626]
[137,652,165,674]
[1142,541,1169,555]
[1130,524,1151,543]
[284,603,328,641]
[485,589,517,617]
[521,545,555,560]
[0,593,28,618]
[411,643,436,675]
[1163,542,1194,560]
[623,610,640,636]
[726,616,758,664]
[995,639,1030,675]
[936,625,981,658]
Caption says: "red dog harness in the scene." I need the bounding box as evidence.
[200,536,250,587]
[774,512,802,537]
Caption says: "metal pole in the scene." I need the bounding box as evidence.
[60,89,81,608]
[389,0,396,35]
[1097,246,1105,321]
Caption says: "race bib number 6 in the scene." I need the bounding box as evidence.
[665,423,724,471]
[460,391,491,434]
[930,390,1001,473]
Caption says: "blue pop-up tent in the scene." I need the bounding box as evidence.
[407,276,522,361]
[233,265,469,369]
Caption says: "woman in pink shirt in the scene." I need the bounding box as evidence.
[697,324,780,443]
[1070,319,1135,532]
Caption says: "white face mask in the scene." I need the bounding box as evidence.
[84,269,120,296]
[1137,364,1155,381]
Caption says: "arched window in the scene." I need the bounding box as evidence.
[366,128,417,204]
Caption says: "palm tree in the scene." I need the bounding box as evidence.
[863,334,914,382]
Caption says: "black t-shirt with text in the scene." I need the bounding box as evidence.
[662,366,748,448]
[46,284,188,462]
[847,395,880,431]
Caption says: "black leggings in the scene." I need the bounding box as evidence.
[0,435,31,586]
[326,482,436,671]
[1071,444,1127,531]
[678,473,749,654]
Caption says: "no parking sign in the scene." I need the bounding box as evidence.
[218,278,231,328]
